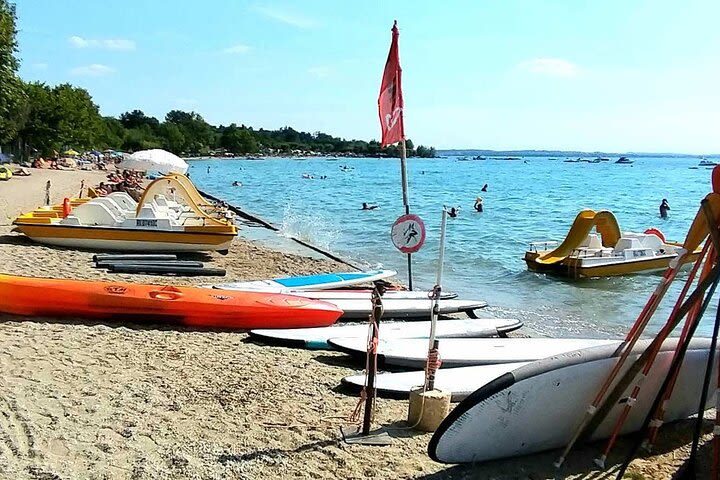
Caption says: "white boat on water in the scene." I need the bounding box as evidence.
[524,210,698,278]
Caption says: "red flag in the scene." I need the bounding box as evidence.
[378,21,405,147]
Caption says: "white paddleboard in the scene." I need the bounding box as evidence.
[277,289,458,300]
[328,298,487,320]
[328,337,619,368]
[213,269,397,292]
[250,318,523,349]
[429,337,716,464]
[341,363,530,402]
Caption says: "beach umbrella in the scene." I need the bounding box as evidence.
[117,148,188,174]
[63,149,79,156]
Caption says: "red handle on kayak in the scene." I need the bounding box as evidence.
[149,288,183,301]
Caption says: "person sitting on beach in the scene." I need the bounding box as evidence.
[481,183,488,192]
[96,182,109,196]
[660,198,670,219]
[474,196,484,212]
[361,202,379,210]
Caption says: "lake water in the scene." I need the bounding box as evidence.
[189,156,717,339]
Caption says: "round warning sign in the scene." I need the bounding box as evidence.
[391,214,426,253]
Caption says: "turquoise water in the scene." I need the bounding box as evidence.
[190,156,717,339]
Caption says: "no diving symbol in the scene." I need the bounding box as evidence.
[391,214,426,254]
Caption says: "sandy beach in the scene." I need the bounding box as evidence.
[0,168,714,479]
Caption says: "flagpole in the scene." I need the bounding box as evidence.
[399,139,413,290]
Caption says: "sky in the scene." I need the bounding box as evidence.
[13,0,720,153]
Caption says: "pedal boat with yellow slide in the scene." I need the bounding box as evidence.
[12,176,237,253]
[524,210,700,278]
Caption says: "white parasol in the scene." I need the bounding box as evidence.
[117,149,188,174]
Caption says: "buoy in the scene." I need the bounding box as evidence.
[407,387,451,432]
[62,198,71,218]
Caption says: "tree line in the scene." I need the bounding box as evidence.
[0,1,435,160]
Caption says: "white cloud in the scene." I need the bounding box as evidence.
[223,43,251,54]
[253,5,317,28]
[518,58,578,77]
[307,66,331,79]
[70,64,114,76]
[68,36,135,50]
[31,63,48,70]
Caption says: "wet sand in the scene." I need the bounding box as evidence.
[0,169,713,479]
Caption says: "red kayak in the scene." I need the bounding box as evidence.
[0,274,342,329]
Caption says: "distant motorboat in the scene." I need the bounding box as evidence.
[596,157,610,162]
[615,157,634,164]
[698,157,717,167]
[472,155,485,160]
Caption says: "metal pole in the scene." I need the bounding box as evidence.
[426,209,448,391]
[399,140,413,290]
[428,209,447,347]
[362,285,384,435]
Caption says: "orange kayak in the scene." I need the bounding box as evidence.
[0,274,342,329]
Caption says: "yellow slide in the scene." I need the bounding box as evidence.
[535,210,621,265]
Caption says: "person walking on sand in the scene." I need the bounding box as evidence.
[659,198,670,219]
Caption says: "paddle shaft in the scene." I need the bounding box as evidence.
[615,258,720,478]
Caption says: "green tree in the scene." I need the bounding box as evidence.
[159,122,185,153]
[0,0,26,145]
[165,110,213,153]
[17,82,103,154]
[97,116,124,149]
[220,123,259,154]
[119,109,160,132]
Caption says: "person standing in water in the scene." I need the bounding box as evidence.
[474,196,484,212]
[659,198,670,219]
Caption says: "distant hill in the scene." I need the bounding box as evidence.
[437,149,716,159]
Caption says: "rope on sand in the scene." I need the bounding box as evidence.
[198,189,361,271]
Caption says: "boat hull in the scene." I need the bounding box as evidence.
[524,250,699,278]
[13,224,235,252]
[0,274,342,330]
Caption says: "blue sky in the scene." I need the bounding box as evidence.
[13,0,720,153]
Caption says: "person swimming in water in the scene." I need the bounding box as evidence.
[474,196,484,212]
[362,202,379,210]
[659,198,670,219]
[446,206,459,218]
[232,181,242,187]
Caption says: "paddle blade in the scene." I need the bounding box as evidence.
[683,193,720,253]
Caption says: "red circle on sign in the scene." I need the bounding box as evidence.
[391,214,426,253]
